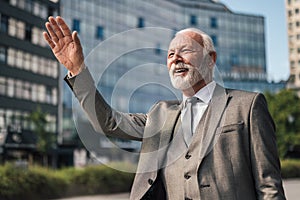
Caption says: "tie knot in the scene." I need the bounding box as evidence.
[185,97,199,107]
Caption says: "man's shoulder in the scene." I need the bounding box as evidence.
[225,88,258,97]
[224,87,266,105]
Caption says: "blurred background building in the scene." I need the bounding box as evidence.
[285,0,300,95]
[0,0,60,165]
[59,0,286,165]
[0,0,288,167]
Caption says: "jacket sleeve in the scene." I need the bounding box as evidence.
[249,93,286,200]
[64,67,147,141]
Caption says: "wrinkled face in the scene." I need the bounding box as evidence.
[167,32,212,91]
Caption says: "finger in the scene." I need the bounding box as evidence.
[49,16,64,39]
[43,32,55,49]
[72,31,82,48]
[45,22,59,43]
[56,16,72,37]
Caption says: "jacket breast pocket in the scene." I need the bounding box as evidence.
[216,121,244,134]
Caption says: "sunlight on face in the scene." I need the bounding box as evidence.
[167,33,211,91]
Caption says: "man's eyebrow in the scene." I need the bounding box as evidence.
[168,44,189,51]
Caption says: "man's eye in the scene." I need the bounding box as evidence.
[182,49,193,53]
[168,52,174,57]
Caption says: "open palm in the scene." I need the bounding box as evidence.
[43,16,84,75]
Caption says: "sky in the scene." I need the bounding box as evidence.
[219,0,289,82]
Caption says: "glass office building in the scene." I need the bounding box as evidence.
[59,0,284,160]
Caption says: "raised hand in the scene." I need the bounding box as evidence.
[43,16,84,76]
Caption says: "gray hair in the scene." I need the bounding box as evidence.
[176,28,216,54]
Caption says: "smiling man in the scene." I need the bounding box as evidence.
[44,16,286,200]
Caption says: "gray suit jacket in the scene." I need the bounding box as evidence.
[66,68,286,200]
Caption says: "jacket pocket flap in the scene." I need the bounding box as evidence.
[216,121,244,134]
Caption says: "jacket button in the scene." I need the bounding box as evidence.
[184,173,191,179]
[185,154,191,159]
[148,178,154,185]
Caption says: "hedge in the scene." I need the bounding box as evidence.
[281,159,300,179]
[0,159,299,199]
[0,162,135,200]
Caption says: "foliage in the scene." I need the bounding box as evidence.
[265,89,300,158]
[0,164,67,200]
[281,159,300,178]
[28,107,55,154]
[28,107,56,166]
[0,163,134,200]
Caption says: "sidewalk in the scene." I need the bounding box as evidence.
[56,179,300,200]
[56,193,130,200]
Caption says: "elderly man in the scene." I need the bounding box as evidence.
[44,16,286,200]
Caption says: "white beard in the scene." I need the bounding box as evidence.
[169,62,207,90]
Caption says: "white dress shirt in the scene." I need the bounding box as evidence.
[181,81,216,133]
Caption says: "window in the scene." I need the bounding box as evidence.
[9,0,17,6]
[96,26,104,40]
[25,24,32,41]
[0,14,9,33]
[7,78,14,97]
[15,80,23,98]
[154,43,161,55]
[137,17,144,28]
[0,46,6,63]
[72,19,80,33]
[211,35,218,47]
[210,17,218,28]
[23,53,31,70]
[296,21,300,27]
[25,0,32,13]
[230,54,238,65]
[8,18,17,36]
[296,8,299,14]
[16,50,23,68]
[33,1,40,16]
[291,61,295,68]
[32,27,39,45]
[23,82,31,100]
[190,15,197,26]
[7,48,15,66]
[16,20,25,39]
[0,77,6,95]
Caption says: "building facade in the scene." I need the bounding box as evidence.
[286,0,300,93]
[0,0,60,163]
[58,0,284,163]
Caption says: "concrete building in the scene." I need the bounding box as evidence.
[0,0,60,164]
[286,0,300,93]
[58,0,284,164]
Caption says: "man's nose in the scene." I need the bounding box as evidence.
[171,52,184,64]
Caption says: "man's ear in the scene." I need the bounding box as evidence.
[208,51,217,67]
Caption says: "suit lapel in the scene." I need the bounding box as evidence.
[199,84,231,161]
[158,103,181,168]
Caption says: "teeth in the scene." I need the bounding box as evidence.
[175,68,188,73]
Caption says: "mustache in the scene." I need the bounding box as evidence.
[170,62,193,73]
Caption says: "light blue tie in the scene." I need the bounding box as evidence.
[182,97,199,147]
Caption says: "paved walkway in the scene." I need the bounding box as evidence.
[57,179,300,200]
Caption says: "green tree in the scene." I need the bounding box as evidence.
[28,107,55,166]
[265,89,300,158]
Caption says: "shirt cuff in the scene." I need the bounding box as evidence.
[67,65,87,78]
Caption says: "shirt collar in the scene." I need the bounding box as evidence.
[182,81,216,105]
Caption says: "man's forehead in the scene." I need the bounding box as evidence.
[168,32,204,50]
